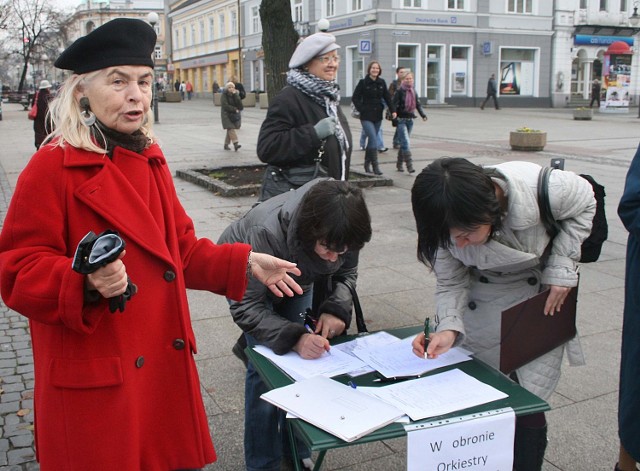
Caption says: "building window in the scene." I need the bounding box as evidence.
[231,10,237,36]
[209,17,214,41]
[182,27,186,47]
[448,0,464,9]
[599,0,607,10]
[507,0,532,13]
[199,20,205,43]
[326,0,335,17]
[190,24,196,45]
[403,0,422,7]
[251,6,261,33]
[500,48,536,96]
[579,0,587,8]
[621,0,627,11]
[154,45,162,60]
[293,0,303,23]
[351,0,363,11]
[219,13,225,38]
[174,30,179,49]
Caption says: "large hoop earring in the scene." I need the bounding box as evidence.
[79,97,96,127]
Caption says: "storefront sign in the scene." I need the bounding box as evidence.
[396,12,476,27]
[574,35,634,46]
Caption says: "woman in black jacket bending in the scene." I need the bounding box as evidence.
[352,61,395,175]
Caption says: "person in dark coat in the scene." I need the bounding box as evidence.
[616,144,640,471]
[590,79,601,109]
[352,61,396,175]
[221,81,243,151]
[480,73,500,110]
[32,79,53,149]
[257,32,352,201]
[0,19,302,471]
[218,178,372,471]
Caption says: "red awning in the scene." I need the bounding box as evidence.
[606,41,632,55]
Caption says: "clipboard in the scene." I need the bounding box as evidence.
[499,286,578,374]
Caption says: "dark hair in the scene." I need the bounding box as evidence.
[396,66,405,74]
[411,158,502,268]
[367,61,382,76]
[296,180,372,253]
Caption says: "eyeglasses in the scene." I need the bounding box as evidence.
[319,242,348,255]
[315,54,341,65]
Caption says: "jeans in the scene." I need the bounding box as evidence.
[360,126,384,149]
[360,120,382,151]
[244,290,313,471]
[396,118,414,152]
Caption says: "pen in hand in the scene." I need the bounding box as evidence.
[423,318,431,360]
[305,323,331,355]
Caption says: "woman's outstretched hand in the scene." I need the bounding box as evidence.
[250,252,303,298]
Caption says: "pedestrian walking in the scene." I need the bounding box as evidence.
[480,73,500,110]
[391,72,426,173]
[221,81,243,151]
[389,66,407,149]
[31,79,53,149]
[186,80,193,100]
[590,79,601,109]
[0,18,302,471]
[179,80,186,100]
[352,61,395,175]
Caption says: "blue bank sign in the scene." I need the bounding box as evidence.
[574,35,634,46]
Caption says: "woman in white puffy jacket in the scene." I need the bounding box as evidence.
[410,157,596,471]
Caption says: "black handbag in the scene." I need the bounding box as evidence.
[258,144,328,202]
[229,111,241,123]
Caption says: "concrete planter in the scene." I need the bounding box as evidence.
[213,93,221,106]
[509,131,547,151]
[573,108,593,120]
[164,91,182,103]
[259,93,269,109]
[242,93,257,107]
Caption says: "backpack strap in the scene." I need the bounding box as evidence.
[537,166,561,239]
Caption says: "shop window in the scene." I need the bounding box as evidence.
[347,46,365,95]
[450,46,470,95]
[499,48,536,96]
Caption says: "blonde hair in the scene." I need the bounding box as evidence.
[46,70,155,154]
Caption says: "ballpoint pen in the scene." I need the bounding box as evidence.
[373,374,423,383]
[424,317,431,360]
[305,323,331,355]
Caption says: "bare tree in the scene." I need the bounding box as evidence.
[8,0,70,90]
[259,0,298,103]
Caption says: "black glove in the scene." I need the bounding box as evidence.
[72,230,137,313]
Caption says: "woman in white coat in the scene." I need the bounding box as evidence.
[410,158,596,471]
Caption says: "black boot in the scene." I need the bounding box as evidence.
[233,142,241,151]
[366,148,382,175]
[405,151,415,174]
[513,424,547,471]
[364,152,372,173]
[396,150,404,172]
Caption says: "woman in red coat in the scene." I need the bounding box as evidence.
[0,19,301,471]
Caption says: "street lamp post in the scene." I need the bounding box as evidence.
[147,12,160,124]
[630,3,640,117]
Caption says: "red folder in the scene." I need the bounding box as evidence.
[500,287,578,374]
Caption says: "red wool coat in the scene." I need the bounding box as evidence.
[0,142,251,471]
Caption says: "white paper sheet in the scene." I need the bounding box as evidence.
[252,344,368,381]
[353,335,472,378]
[366,369,508,421]
[261,375,405,442]
[331,331,401,376]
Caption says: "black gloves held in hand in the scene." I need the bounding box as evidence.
[72,230,138,313]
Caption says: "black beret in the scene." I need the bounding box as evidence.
[54,18,156,74]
